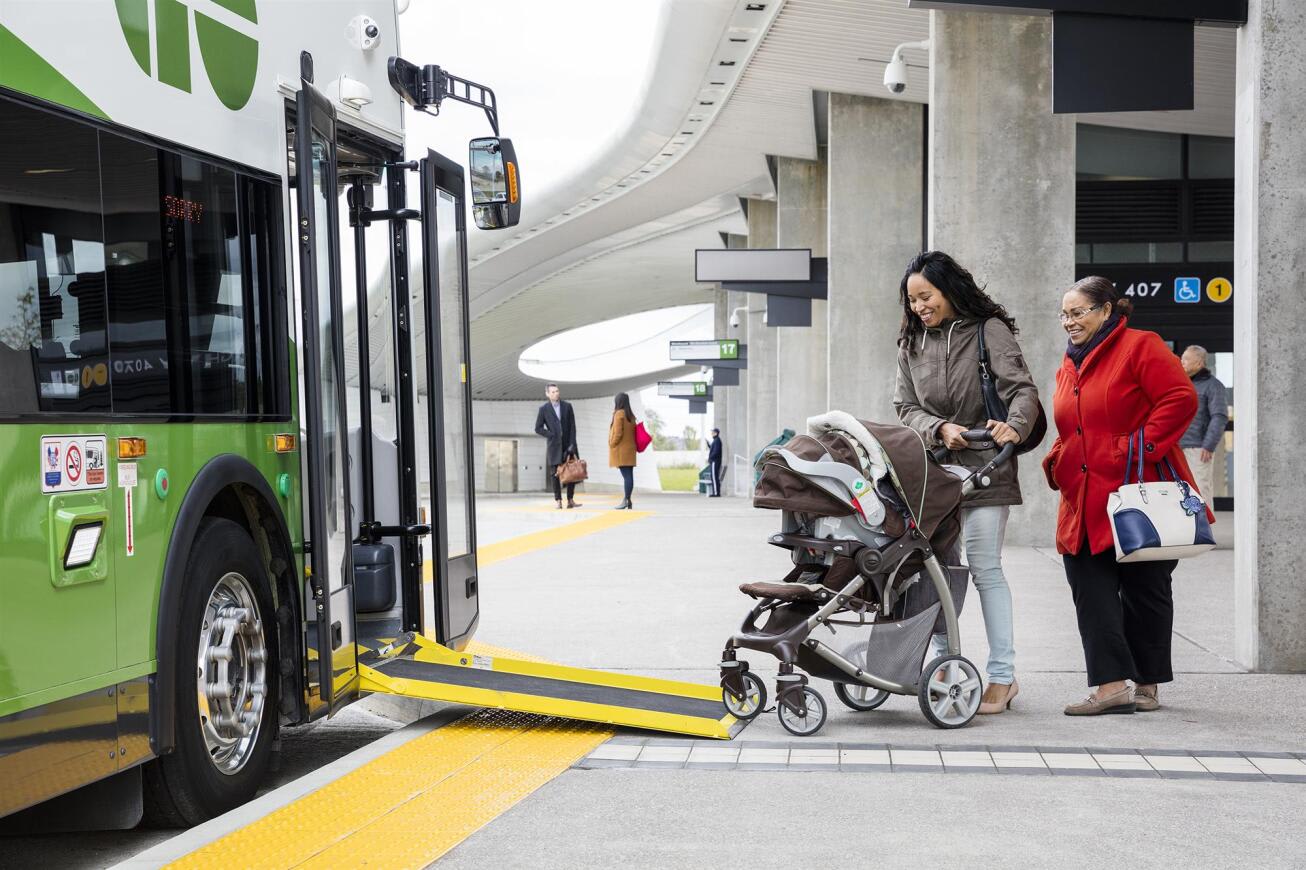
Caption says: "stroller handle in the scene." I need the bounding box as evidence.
[960,428,995,443]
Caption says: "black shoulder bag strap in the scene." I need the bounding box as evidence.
[977,319,1010,423]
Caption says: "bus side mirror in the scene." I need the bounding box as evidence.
[468,137,521,230]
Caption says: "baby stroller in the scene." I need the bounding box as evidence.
[718,411,1014,736]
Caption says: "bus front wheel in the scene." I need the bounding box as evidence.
[143,518,279,826]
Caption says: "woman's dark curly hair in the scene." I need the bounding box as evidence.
[897,251,1018,347]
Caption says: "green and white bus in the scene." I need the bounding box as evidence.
[0,0,521,826]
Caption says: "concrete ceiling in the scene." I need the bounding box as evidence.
[465,0,1238,401]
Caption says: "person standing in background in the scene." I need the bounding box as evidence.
[609,392,638,510]
[707,427,724,497]
[534,383,581,509]
[1179,345,1228,501]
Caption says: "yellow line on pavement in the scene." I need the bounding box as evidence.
[479,509,650,566]
[166,710,609,870]
[167,512,656,869]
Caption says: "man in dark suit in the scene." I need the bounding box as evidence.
[534,383,581,509]
[707,427,724,497]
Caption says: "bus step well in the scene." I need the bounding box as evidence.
[357,634,740,739]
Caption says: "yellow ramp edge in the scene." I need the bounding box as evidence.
[360,634,734,740]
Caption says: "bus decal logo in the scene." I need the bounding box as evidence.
[115,0,260,111]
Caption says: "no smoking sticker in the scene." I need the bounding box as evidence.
[1207,277,1232,303]
[40,435,108,494]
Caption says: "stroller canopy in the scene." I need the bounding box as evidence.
[753,412,963,540]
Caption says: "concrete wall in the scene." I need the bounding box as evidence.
[472,394,663,493]
[827,93,925,422]
[928,10,1074,547]
[775,151,829,435]
[1234,0,1306,671]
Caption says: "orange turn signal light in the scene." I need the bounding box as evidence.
[507,162,519,204]
[117,437,147,459]
[274,433,298,453]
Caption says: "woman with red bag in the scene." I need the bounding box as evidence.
[1044,276,1209,716]
[609,393,638,510]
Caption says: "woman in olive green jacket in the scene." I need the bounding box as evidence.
[893,251,1040,716]
[609,392,638,510]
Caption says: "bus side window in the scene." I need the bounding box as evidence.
[0,97,110,415]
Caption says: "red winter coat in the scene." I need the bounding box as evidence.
[1041,322,1213,555]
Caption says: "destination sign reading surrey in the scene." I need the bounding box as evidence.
[669,340,739,361]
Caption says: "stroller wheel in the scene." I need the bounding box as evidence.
[722,672,767,720]
[834,682,890,712]
[918,655,983,729]
[777,687,827,737]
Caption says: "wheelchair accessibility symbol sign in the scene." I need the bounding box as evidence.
[1174,277,1201,303]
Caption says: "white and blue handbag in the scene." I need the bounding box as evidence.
[1107,429,1216,563]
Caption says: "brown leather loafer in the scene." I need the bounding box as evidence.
[1064,686,1136,716]
[1133,685,1160,712]
[979,679,1019,715]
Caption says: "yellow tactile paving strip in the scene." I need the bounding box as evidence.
[167,709,609,870]
[167,510,653,869]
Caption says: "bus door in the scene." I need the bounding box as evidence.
[415,151,479,649]
[294,78,358,709]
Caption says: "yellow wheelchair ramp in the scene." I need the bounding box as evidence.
[359,634,739,739]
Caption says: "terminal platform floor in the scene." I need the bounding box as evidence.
[24,491,1306,867]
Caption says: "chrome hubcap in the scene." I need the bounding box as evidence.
[197,572,268,774]
[926,659,982,725]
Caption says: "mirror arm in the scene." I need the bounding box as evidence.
[437,69,500,136]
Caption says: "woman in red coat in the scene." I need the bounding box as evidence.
[1043,276,1206,716]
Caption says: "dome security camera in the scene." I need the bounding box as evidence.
[883,56,907,95]
[728,304,748,331]
[883,39,930,96]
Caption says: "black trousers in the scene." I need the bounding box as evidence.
[551,469,575,501]
[1063,545,1176,687]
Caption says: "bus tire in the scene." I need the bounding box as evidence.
[143,518,279,826]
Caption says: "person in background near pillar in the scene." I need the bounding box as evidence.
[1179,345,1228,501]
[707,427,724,497]
[1043,277,1208,716]
[608,392,637,510]
[894,251,1040,716]
[535,383,581,510]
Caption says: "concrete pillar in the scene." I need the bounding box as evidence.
[775,151,828,435]
[827,93,925,421]
[712,287,731,461]
[722,233,749,494]
[928,11,1074,548]
[745,198,778,462]
[1234,0,1306,671]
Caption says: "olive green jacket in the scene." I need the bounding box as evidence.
[893,318,1040,507]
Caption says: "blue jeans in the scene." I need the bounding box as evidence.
[931,505,1015,685]
[618,465,634,500]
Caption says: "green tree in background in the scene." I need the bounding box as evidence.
[683,425,700,451]
[645,408,677,450]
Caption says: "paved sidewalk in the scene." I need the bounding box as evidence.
[448,491,1306,868]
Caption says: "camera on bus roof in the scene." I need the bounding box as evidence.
[347,15,381,51]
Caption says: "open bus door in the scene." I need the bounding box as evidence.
[418,151,479,649]
[294,76,359,711]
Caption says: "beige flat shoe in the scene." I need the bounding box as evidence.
[1133,685,1160,712]
[1064,686,1135,716]
[978,679,1019,715]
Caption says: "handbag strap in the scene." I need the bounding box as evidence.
[976,319,1008,423]
[1122,428,1148,486]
